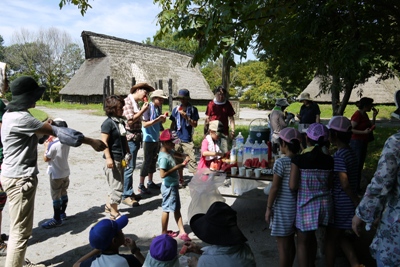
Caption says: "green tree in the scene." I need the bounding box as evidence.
[5,28,84,102]
[144,31,198,55]
[0,35,5,61]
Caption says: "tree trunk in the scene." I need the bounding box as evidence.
[222,55,230,93]
[330,75,341,115]
[337,81,354,115]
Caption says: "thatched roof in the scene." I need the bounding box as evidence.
[60,31,213,100]
[300,75,400,104]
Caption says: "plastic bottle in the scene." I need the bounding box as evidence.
[243,137,253,163]
[235,132,244,148]
[237,146,243,167]
[251,141,260,160]
[259,140,268,161]
[230,146,237,164]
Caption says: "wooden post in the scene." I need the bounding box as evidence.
[168,79,173,112]
[103,78,107,110]
[111,78,114,95]
[106,76,111,96]
[132,77,136,86]
[154,82,158,89]
[158,80,163,90]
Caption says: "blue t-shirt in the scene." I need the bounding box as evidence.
[80,253,141,267]
[170,104,199,142]
[142,103,162,142]
[158,151,179,186]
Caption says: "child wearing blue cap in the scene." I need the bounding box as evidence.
[73,215,144,267]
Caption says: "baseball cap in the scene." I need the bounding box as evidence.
[149,234,178,262]
[89,215,128,251]
[279,127,302,143]
[306,123,329,142]
[327,116,352,132]
[160,129,181,144]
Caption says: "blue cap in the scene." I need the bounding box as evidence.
[150,234,177,261]
[89,215,128,250]
[177,89,190,99]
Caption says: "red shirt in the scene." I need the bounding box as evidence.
[205,100,235,135]
[351,110,372,142]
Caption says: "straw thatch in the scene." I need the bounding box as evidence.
[300,75,400,104]
[60,31,213,103]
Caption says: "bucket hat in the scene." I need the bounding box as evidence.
[89,215,128,251]
[160,129,181,144]
[298,92,312,101]
[208,120,224,133]
[150,89,168,99]
[327,116,352,132]
[306,123,329,142]
[279,127,302,143]
[275,98,289,107]
[190,201,247,246]
[7,76,45,111]
[176,89,190,99]
[130,83,155,94]
[52,118,68,128]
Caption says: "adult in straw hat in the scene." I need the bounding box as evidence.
[296,92,321,147]
[121,83,155,208]
[352,90,400,267]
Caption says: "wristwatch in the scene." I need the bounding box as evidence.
[131,247,140,254]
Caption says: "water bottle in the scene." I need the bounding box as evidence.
[243,137,253,163]
[260,140,268,161]
[235,132,244,147]
[251,141,260,160]
[237,146,243,167]
[230,146,237,164]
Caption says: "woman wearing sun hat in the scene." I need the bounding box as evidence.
[183,201,256,267]
[296,93,321,148]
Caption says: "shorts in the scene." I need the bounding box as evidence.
[161,183,181,212]
[104,161,124,205]
[49,175,70,200]
[0,181,6,211]
[175,142,197,173]
[140,142,159,176]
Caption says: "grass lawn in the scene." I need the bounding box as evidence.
[35,100,398,181]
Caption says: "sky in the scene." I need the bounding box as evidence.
[1,0,256,61]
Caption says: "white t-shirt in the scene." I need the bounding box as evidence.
[1,111,44,178]
[45,138,70,179]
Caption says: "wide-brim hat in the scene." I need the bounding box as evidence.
[150,89,168,99]
[275,98,289,107]
[298,92,312,101]
[130,83,155,94]
[89,215,128,251]
[190,202,247,246]
[7,76,45,111]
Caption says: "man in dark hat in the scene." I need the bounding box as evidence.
[169,89,199,187]
[122,82,155,207]
[183,202,256,267]
[0,76,106,267]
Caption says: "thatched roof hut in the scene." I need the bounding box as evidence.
[300,75,400,104]
[60,31,213,104]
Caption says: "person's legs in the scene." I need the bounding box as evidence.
[219,137,228,154]
[339,233,360,267]
[324,227,339,267]
[0,180,6,245]
[296,230,316,267]
[123,140,140,199]
[181,142,197,173]
[147,142,159,185]
[276,234,296,267]
[105,162,124,218]
[139,142,153,193]
[161,211,169,234]
[2,176,37,267]
[350,139,368,193]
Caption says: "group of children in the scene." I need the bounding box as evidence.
[265,117,363,267]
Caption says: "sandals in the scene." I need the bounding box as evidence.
[110,212,122,221]
[105,204,111,213]
[167,230,179,237]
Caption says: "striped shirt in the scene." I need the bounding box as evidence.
[330,147,358,229]
[270,156,297,236]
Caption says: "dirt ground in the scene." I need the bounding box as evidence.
[0,107,379,266]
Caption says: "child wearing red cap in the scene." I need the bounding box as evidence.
[158,129,191,242]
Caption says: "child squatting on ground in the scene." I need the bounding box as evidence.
[41,118,71,229]
[158,129,191,242]
[265,127,302,267]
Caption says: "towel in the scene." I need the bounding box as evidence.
[176,104,192,130]
[213,98,226,105]
[205,134,221,161]
[110,117,127,136]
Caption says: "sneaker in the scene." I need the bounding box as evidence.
[41,218,62,229]
[147,181,160,189]
[132,193,142,201]
[138,184,150,194]
[0,241,6,256]
[122,197,140,207]
[23,258,46,267]
[60,213,67,221]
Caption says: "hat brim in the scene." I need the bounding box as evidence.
[7,86,45,111]
[175,95,190,99]
[190,212,247,246]
[131,83,155,93]
[151,95,168,100]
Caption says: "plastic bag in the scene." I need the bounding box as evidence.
[232,177,263,196]
[187,168,226,220]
